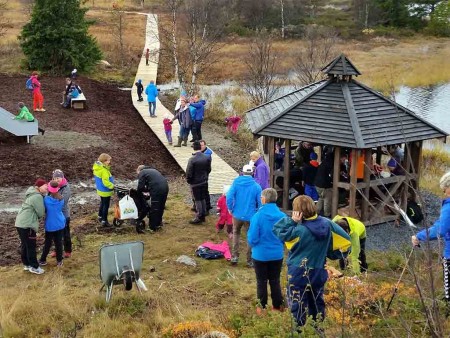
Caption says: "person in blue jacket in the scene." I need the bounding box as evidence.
[248,188,286,314]
[412,171,450,305]
[39,181,66,267]
[145,80,159,117]
[227,164,262,267]
[189,94,206,141]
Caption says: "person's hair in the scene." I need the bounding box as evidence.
[66,77,71,81]
[98,153,111,163]
[150,80,154,84]
[292,195,316,219]
[439,171,450,190]
[199,140,206,145]
[335,218,350,233]
[250,151,260,159]
[137,164,145,173]
[262,188,277,203]
[32,71,38,76]
[18,102,25,108]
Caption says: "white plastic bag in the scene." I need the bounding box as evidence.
[118,195,138,220]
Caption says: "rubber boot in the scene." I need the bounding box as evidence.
[174,136,182,147]
[182,137,188,146]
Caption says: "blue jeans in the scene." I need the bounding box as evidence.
[165,130,172,143]
[148,101,156,116]
[179,125,190,139]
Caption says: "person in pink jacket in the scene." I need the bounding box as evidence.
[216,185,233,238]
[30,71,45,112]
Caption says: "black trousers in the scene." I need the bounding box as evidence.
[253,258,284,309]
[63,217,72,253]
[17,227,39,269]
[149,191,168,230]
[339,237,368,272]
[191,185,207,218]
[98,196,111,223]
[40,229,64,263]
[192,121,203,141]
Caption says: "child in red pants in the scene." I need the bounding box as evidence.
[30,71,45,112]
[216,185,233,238]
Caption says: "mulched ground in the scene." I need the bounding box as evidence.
[0,74,182,185]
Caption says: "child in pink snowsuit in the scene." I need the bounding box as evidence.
[163,114,173,145]
[216,185,233,238]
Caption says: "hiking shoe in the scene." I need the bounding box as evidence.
[50,251,56,258]
[23,265,30,271]
[189,218,204,224]
[38,261,47,266]
[256,307,266,316]
[101,221,112,227]
[97,216,102,223]
[272,306,285,312]
[57,261,63,267]
[247,261,254,268]
[64,252,71,258]
[190,206,197,212]
[29,267,45,275]
[230,257,238,266]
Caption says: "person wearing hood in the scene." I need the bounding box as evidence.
[49,169,72,258]
[250,151,270,190]
[189,94,206,142]
[30,71,45,112]
[93,153,114,227]
[145,80,159,117]
[15,178,48,275]
[227,164,262,266]
[302,152,320,202]
[412,171,450,306]
[186,141,211,224]
[248,188,285,314]
[273,195,350,329]
[136,165,169,232]
[39,181,66,267]
[135,79,144,102]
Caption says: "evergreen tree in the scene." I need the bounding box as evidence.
[19,0,102,74]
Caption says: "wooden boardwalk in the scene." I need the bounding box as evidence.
[131,15,237,194]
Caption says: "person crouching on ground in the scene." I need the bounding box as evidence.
[248,188,286,315]
[93,153,115,227]
[12,102,45,135]
[216,185,233,238]
[333,215,367,275]
[15,179,47,275]
[226,164,262,267]
[412,171,450,308]
[50,169,72,259]
[39,181,65,267]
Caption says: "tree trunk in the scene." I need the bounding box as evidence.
[280,0,285,38]
[171,6,180,86]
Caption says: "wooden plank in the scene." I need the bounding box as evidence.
[366,214,399,226]
[332,146,341,217]
[349,149,358,217]
[282,139,291,210]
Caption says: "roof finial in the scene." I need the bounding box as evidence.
[321,54,361,76]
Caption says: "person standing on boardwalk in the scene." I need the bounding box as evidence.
[250,151,270,190]
[227,164,262,267]
[30,71,46,112]
[145,48,150,66]
[189,95,206,141]
[135,79,144,102]
[15,178,48,275]
[93,153,115,227]
[186,141,211,224]
[145,80,158,117]
[200,140,213,211]
[172,96,192,147]
[163,114,173,145]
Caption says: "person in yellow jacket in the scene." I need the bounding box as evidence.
[93,153,114,227]
[333,215,367,275]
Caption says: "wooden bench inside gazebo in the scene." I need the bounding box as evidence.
[246,54,448,225]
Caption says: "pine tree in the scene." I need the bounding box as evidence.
[19,0,102,74]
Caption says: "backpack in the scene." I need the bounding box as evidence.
[406,201,424,225]
[26,78,33,91]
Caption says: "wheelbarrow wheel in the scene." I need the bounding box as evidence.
[123,270,133,291]
[112,218,124,227]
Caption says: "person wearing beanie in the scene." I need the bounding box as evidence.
[15,178,48,275]
[135,79,144,102]
[39,181,65,267]
[302,152,320,202]
[412,171,450,306]
[49,169,72,258]
[92,153,115,227]
[186,141,211,224]
[227,164,262,267]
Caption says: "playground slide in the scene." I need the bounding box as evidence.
[0,107,38,138]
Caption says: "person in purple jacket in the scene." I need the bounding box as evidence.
[412,171,450,307]
[250,151,270,190]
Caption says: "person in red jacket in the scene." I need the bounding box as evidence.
[30,71,46,112]
[216,185,233,238]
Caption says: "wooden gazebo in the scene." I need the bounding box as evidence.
[246,54,448,225]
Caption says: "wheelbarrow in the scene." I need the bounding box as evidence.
[99,241,147,302]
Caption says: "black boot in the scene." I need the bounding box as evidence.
[174,136,182,147]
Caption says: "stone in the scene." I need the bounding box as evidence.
[176,255,197,267]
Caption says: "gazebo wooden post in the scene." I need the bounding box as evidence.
[332,146,341,217]
[401,143,412,210]
[268,137,275,188]
[361,149,372,221]
[349,149,358,218]
[282,140,291,210]
[376,146,382,165]
[409,141,423,190]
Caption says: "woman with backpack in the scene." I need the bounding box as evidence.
[29,71,46,112]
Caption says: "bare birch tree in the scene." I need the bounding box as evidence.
[293,25,337,86]
[241,30,280,106]
[111,1,126,68]
[280,0,285,38]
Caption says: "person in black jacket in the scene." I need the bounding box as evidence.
[135,79,144,102]
[186,141,211,224]
[136,165,169,231]
[314,146,334,218]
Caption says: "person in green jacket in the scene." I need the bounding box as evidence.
[333,215,367,275]
[15,178,48,275]
[93,153,115,227]
[11,102,45,135]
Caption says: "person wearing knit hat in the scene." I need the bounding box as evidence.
[15,178,48,275]
[39,181,65,267]
[49,169,72,258]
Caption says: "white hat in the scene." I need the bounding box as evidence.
[223,185,231,195]
[242,164,254,174]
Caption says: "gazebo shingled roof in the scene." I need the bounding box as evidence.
[246,55,447,149]
[320,53,362,76]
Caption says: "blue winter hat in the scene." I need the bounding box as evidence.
[310,152,318,160]
[138,79,142,83]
